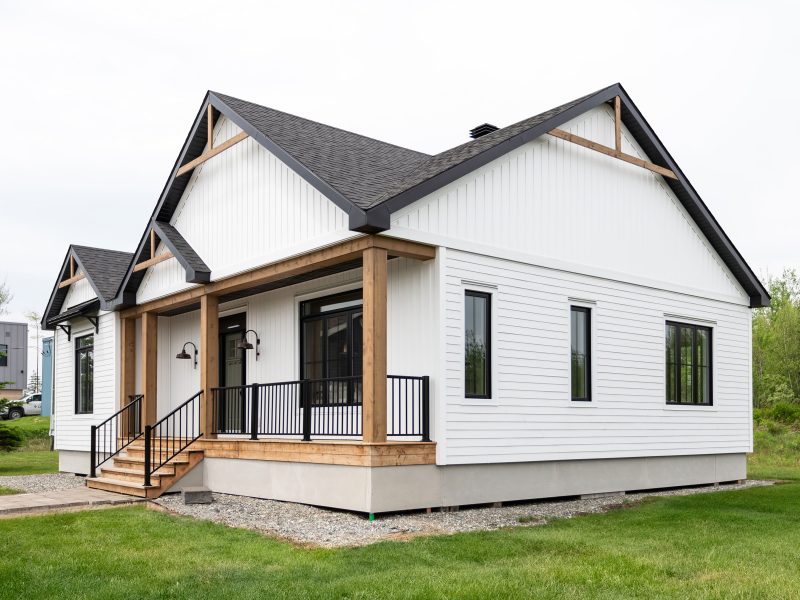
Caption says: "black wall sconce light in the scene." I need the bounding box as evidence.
[237,329,261,361]
[176,341,198,369]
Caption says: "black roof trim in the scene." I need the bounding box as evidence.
[106,84,767,309]
[46,298,100,327]
[42,246,131,329]
[360,83,769,308]
[152,221,211,283]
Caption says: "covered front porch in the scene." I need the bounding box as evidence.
[89,235,437,496]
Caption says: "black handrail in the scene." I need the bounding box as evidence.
[90,395,143,478]
[144,391,202,487]
[211,374,430,441]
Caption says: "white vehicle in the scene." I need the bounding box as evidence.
[1,393,42,420]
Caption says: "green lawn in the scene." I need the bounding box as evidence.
[0,482,798,599]
[0,416,58,476]
[0,419,797,598]
[0,485,19,495]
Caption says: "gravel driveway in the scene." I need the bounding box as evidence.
[154,479,772,548]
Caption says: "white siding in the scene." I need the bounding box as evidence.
[441,249,752,465]
[390,105,748,306]
[61,272,96,310]
[151,262,438,424]
[157,312,201,418]
[53,312,118,452]
[137,116,356,304]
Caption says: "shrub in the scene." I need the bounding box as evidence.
[771,402,800,425]
[0,423,23,452]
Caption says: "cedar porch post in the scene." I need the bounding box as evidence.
[362,247,388,443]
[141,312,158,425]
[120,316,136,434]
[200,294,219,438]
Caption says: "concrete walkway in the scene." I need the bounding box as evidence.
[0,486,144,517]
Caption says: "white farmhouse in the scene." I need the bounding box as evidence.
[42,84,768,514]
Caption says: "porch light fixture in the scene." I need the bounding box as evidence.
[176,341,198,369]
[237,329,261,360]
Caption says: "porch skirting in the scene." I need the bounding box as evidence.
[192,452,745,514]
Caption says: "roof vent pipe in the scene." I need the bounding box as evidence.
[469,123,499,139]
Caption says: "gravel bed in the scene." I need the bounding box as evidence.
[154,479,772,548]
[0,473,86,494]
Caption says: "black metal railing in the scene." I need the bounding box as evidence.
[388,375,430,440]
[144,391,202,487]
[90,395,143,478]
[211,374,430,441]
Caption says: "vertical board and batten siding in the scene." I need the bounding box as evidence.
[442,250,751,464]
[62,272,96,309]
[389,105,748,305]
[52,312,119,452]
[137,116,356,304]
[150,262,437,431]
[157,312,201,418]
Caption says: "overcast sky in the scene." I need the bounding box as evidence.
[1,1,798,372]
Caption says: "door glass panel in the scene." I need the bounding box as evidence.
[300,293,363,405]
[223,332,245,432]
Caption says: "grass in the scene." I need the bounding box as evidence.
[1,482,799,599]
[0,485,19,495]
[0,416,58,476]
[748,420,800,480]
[0,417,796,598]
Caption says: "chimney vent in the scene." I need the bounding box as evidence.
[469,123,499,139]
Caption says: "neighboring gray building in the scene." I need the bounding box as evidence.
[0,321,28,400]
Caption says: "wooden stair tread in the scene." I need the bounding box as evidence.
[87,476,152,490]
[102,466,175,478]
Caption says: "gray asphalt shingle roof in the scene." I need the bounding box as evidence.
[71,245,133,302]
[212,92,431,211]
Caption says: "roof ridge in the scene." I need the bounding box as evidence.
[211,91,431,158]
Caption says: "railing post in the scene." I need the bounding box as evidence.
[302,381,312,441]
[89,425,97,478]
[250,383,259,441]
[421,376,431,442]
[143,425,152,487]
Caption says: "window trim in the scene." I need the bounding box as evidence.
[464,290,492,399]
[74,333,94,415]
[570,305,592,402]
[665,321,713,406]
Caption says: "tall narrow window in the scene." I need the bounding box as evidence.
[665,322,712,405]
[75,334,94,414]
[465,291,491,398]
[570,306,591,401]
[0,343,7,367]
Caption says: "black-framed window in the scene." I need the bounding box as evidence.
[465,291,491,398]
[0,343,7,367]
[75,334,94,414]
[300,289,363,406]
[570,306,591,401]
[665,322,712,405]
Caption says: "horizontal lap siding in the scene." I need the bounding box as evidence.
[443,249,751,464]
[53,312,118,452]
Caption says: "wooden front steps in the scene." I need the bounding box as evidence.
[86,443,204,499]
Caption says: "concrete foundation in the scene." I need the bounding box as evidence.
[58,450,91,475]
[199,453,747,514]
